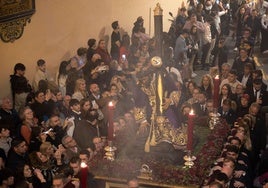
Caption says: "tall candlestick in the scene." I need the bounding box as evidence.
[213,75,220,108]
[80,162,88,188]
[108,101,115,141]
[187,110,195,151]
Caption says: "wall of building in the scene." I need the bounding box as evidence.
[0,0,184,98]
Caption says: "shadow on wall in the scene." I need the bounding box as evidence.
[98,27,109,46]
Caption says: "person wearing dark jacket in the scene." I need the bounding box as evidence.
[10,63,32,111]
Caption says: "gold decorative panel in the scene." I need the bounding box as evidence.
[0,0,35,42]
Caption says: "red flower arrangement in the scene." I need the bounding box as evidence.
[89,119,230,186]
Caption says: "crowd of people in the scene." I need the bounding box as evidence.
[0,0,268,187]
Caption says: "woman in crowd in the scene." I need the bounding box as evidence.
[72,78,89,101]
[199,74,213,100]
[29,151,55,187]
[56,61,70,97]
[219,84,234,107]
[80,98,92,120]
[19,107,39,145]
[188,25,200,78]
[15,163,49,188]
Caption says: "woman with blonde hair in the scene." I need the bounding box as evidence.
[199,74,213,100]
[19,106,38,145]
[72,78,89,101]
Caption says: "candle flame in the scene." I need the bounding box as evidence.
[189,109,195,115]
[108,101,114,107]
[81,162,87,168]
[215,75,219,79]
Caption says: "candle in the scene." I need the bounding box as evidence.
[213,75,220,108]
[187,109,195,151]
[80,162,88,188]
[108,101,115,141]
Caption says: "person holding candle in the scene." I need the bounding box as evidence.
[69,156,96,188]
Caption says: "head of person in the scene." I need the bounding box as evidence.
[228,136,242,148]
[253,78,263,91]
[190,25,197,35]
[201,74,213,87]
[19,106,34,122]
[11,139,28,155]
[127,177,139,188]
[98,39,106,50]
[249,102,260,116]
[52,173,67,188]
[112,21,119,31]
[58,61,69,76]
[243,63,253,75]
[224,145,239,160]
[0,124,10,139]
[93,137,103,152]
[227,70,237,83]
[80,98,92,113]
[209,181,224,188]
[240,94,250,107]
[190,13,197,23]
[221,84,231,96]
[37,59,46,72]
[221,63,231,79]
[0,97,13,111]
[239,48,248,58]
[221,157,235,178]
[63,95,71,107]
[40,141,54,157]
[77,47,87,58]
[34,90,45,104]
[88,38,97,50]
[74,78,86,92]
[0,168,14,187]
[239,6,246,14]
[222,99,232,112]
[62,135,77,149]
[89,83,100,96]
[29,151,49,167]
[79,149,93,164]
[252,69,263,80]
[198,92,207,104]
[206,99,214,113]
[181,29,190,38]
[235,84,244,95]
[14,63,26,76]
[69,99,80,113]
[69,156,81,176]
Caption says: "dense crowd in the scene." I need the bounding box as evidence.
[0,0,268,187]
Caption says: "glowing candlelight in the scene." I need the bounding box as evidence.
[213,75,220,108]
[187,109,195,151]
[80,162,88,188]
[108,101,115,141]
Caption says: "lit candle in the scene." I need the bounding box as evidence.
[187,109,195,151]
[108,101,115,141]
[80,162,88,188]
[213,75,220,108]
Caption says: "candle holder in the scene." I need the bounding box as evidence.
[104,141,117,161]
[209,108,220,130]
[183,150,196,168]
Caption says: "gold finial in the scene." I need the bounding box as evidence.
[154,3,163,16]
